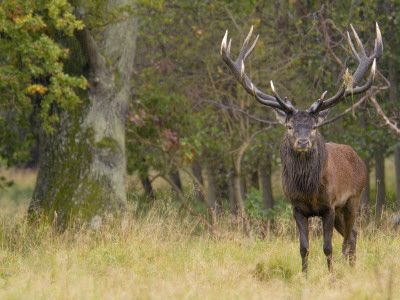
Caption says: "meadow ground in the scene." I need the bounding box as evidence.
[0,167,399,299]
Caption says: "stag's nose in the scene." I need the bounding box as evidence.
[296,139,311,151]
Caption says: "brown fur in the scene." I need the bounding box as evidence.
[278,111,367,273]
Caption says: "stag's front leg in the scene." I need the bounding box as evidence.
[293,208,309,274]
[322,209,335,272]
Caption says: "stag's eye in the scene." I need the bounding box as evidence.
[287,125,293,130]
[312,125,317,130]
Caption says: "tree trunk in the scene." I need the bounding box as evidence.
[206,169,218,212]
[249,170,259,190]
[192,161,204,202]
[140,175,155,200]
[169,170,183,194]
[375,146,385,219]
[259,154,274,214]
[395,144,400,211]
[240,176,247,203]
[228,173,236,216]
[233,169,249,233]
[360,157,370,217]
[28,3,138,226]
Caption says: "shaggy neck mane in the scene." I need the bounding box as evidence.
[280,132,327,199]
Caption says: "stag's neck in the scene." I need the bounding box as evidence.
[280,132,328,200]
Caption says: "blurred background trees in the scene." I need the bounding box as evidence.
[1,0,400,228]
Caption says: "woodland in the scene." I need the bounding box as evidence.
[0,0,400,299]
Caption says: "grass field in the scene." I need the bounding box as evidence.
[0,167,399,299]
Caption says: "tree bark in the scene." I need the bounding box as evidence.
[228,172,236,216]
[233,168,249,233]
[240,176,247,203]
[375,145,385,219]
[206,168,218,212]
[395,144,400,211]
[360,157,370,217]
[169,170,183,194]
[140,175,155,200]
[28,2,137,225]
[259,153,274,213]
[250,170,259,190]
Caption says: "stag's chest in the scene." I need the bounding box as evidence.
[281,154,330,216]
[286,192,330,217]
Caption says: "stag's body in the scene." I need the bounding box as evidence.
[280,119,367,271]
[221,23,382,274]
[281,134,367,217]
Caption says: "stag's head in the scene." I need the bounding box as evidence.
[275,110,329,152]
[221,24,382,153]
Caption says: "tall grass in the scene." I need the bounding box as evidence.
[0,199,399,299]
[0,166,399,299]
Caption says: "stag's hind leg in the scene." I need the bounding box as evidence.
[336,198,359,266]
[344,200,358,266]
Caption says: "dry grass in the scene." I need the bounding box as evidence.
[0,167,399,299]
[0,200,399,299]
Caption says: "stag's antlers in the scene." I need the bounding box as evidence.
[221,26,297,114]
[308,23,382,113]
[221,24,383,115]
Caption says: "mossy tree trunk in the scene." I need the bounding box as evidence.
[28,3,138,225]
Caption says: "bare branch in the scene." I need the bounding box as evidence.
[369,96,400,138]
[320,93,369,126]
[161,175,221,236]
[197,99,279,124]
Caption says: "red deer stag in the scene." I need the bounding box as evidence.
[221,24,382,274]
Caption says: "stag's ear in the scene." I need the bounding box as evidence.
[273,108,287,125]
[317,109,330,124]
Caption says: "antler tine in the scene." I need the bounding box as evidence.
[320,91,328,103]
[244,35,259,60]
[308,90,329,113]
[271,81,296,112]
[350,24,367,58]
[374,22,383,58]
[347,31,360,62]
[310,23,382,113]
[220,27,297,113]
[221,30,228,56]
[227,39,232,56]
[238,26,253,61]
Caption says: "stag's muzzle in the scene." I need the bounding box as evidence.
[295,139,311,152]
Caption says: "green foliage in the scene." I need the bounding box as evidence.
[244,188,266,219]
[0,0,87,165]
[244,187,292,220]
